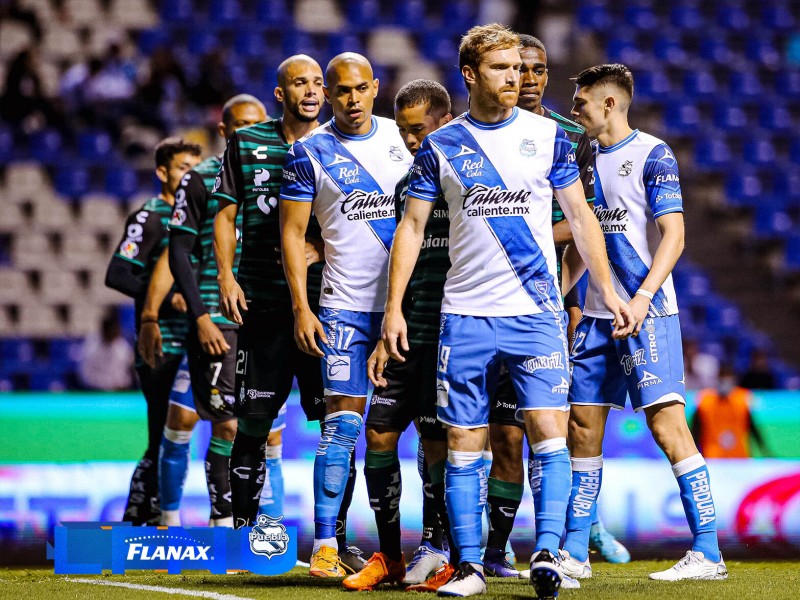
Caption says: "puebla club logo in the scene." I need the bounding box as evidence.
[249,514,290,559]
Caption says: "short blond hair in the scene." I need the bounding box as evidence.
[458,23,520,74]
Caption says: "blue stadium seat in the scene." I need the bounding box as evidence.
[752,205,793,240]
[119,304,137,342]
[652,34,686,66]
[743,138,777,168]
[773,171,800,205]
[759,103,792,132]
[105,166,139,200]
[683,69,719,101]
[0,125,12,162]
[784,235,800,270]
[54,165,91,198]
[327,33,365,58]
[746,36,781,68]
[421,33,459,66]
[256,0,292,26]
[762,3,797,31]
[699,34,733,64]
[234,30,265,59]
[713,103,749,133]
[439,0,478,34]
[393,0,425,28]
[281,32,325,60]
[48,338,83,366]
[187,31,218,56]
[774,69,800,96]
[623,5,658,31]
[664,103,703,136]
[728,72,764,102]
[137,29,169,55]
[605,36,645,66]
[28,128,63,163]
[346,0,382,28]
[576,1,612,31]
[694,138,732,171]
[209,0,241,22]
[0,338,34,365]
[725,170,766,207]
[716,4,750,31]
[160,0,193,21]
[670,4,703,30]
[29,371,67,392]
[633,70,671,102]
[77,131,113,162]
[790,139,800,165]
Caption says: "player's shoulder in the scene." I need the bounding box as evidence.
[236,119,279,140]
[425,113,469,146]
[140,196,171,217]
[193,155,222,176]
[543,107,586,135]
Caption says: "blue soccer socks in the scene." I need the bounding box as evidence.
[673,454,721,562]
[530,437,571,555]
[563,455,603,562]
[445,450,487,565]
[158,427,192,517]
[259,443,284,519]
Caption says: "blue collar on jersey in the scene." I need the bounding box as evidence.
[465,106,519,130]
[597,129,640,154]
[331,116,378,140]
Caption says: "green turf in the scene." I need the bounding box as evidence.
[1,562,798,600]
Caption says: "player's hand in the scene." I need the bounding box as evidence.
[627,294,651,337]
[196,313,230,356]
[138,322,162,368]
[382,309,409,363]
[171,292,187,313]
[602,290,637,339]
[218,273,247,325]
[294,307,327,357]
[305,238,325,265]
[367,340,391,388]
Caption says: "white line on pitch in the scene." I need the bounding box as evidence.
[64,577,256,600]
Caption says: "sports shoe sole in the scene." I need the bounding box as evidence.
[530,565,562,600]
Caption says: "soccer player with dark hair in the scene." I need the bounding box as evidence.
[143,94,267,527]
[341,79,454,591]
[105,137,201,525]
[562,63,726,581]
[279,53,412,577]
[384,24,635,597]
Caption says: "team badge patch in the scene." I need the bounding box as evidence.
[618,160,633,176]
[170,208,187,226]
[389,145,404,161]
[249,514,289,559]
[519,139,537,157]
[120,241,139,259]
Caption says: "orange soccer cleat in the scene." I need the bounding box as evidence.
[405,562,457,592]
[342,552,406,591]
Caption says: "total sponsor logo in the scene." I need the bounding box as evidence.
[461,184,531,218]
[523,352,564,373]
[593,205,628,233]
[655,192,682,204]
[620,348,646,376]
[125,534,212,561]
[340,190,394,221]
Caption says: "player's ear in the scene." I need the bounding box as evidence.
[154,165,167,184]
[605,95,615,113]
[462,64,476,87]
[217,121,226,138]
[372,78,379,98]
[274,86,284,103]
[323,85,331,104]
[440,113,454,126]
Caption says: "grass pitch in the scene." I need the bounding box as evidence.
[1,561,798,600]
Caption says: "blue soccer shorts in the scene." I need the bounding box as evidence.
[436,312,571,428]
[318,307,383,397]
[568,314,686,411]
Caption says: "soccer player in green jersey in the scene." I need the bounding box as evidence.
[343,80,454,592]
[105,137,201,525]
[155,94,267,527]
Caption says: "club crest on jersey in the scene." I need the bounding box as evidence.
[120,241,139,259]
[249,514,289,559]
[389,145,404,161]
[618,160,633,176]
[519,139,537,157]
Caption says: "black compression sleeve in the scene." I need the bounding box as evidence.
[168,230,208,321]
[105,255,145,298]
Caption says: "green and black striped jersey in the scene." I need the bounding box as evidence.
[169,156,241,326]
[542,106,595,284]
[113,197,189,359]
[395,171,450,346]
[211,119,322,309]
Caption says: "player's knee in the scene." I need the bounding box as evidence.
[366,426,399,451]
[267,429,283,446]
[211,418,237,442]
[163,427,193,445]
[166,406,198,431]
[568,415,601,454]
[447,425,486,452]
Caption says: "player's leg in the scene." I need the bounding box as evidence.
[207,418,235,527]
[125,353,182,525]
[435,314,498,596]
[502,311,576,597]
[633,316,725,581]
[310,309,377,577]
[258,406,286,520]
[159,359,199,526]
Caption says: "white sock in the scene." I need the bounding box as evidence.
[161,509,181,526]
[313,537,337,554]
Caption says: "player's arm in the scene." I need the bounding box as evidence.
[628,143,686,334]
[170,171,229,356]
[280,199,326,356]
[554,131,595,246]
[560,242,586,299]
[138,247,174,367]
[106,208,163,298]
[279,140,326,357]
[383,195,433,361]
[552,129,635,338]
[212,134,248,325]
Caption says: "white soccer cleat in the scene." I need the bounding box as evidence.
[558,549,592,579]
[649,551,728,581]
[404,544,449,585]
[437,563,487,597]
[517,568,530,579]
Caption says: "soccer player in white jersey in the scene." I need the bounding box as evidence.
[279,53,413,577]
[384,25,635,597]
[561,64,727,582]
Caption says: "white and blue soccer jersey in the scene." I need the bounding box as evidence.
[280,116,413,312]
[584,129,684,319]
[407,107,579,317]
